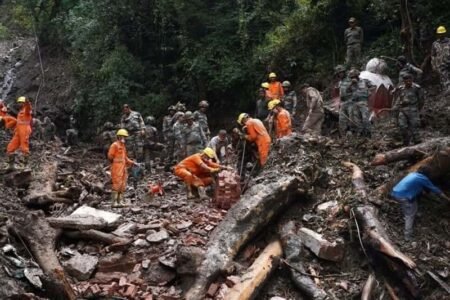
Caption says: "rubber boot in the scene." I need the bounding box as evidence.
[118,192,129,207]
[111,191,120,208]
[186,183,195,199]
[7,154,16,171]
[197,186,209,201]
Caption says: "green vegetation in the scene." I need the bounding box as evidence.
[0,23,8,39]
[2,0,449,136]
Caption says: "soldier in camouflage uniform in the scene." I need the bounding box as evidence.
[182,111,207,157]
[193,100,211,141]
[143,116,164,170]
[393,73,424,145]
[101,122,117,157]
[338,67,355,136]
[66,115,79,146]
[120,104,145,162]
[431,26,450,92]
[162,105,176,162]
[281,81,297,115]
[172,112,186,162]
[396,56,423,85]
[344,17,364,67]
[345,69,375,137]
[42,116,56,142]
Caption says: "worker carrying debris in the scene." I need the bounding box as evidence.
[237,113,271,166]
[267,99,292,138]
[174,147,232,200]
[108,129,138,208]
[6,96,32,170]
[390,166,450,241]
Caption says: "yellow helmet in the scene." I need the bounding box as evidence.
[17,96,26,103]
[268,99,281,110]
[261,82,270,89]
[269,72,277,78]
[116,129,129,137]
[437,26,447,34]
[202,147,216,159]
[237,113,249,125]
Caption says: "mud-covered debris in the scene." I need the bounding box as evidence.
[71,205,122,227]
[146,229,169,243]
[298,227,345,262]
[63,253,98,281]
[133,238,150,248]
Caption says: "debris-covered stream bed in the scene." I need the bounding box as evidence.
[0,94,450,300]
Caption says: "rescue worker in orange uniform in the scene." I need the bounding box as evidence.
[268,73,284,99]
[268,99,293,138]
[237,113,272,167]
[6,96,32,170]
[174,147,231,200]
[261,82,275,101]
[0,115,17,130]
[108,129,138,207]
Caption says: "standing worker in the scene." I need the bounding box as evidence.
[237,113,271,167]
[431,26,450,93]
[182,111,207,157]
[393,73,424,145]
[268,99,293,138]
[120,104,145,162]
[300,84,324,135]
[256,87,270,120]
[6,96,32,170]
[108,129,137,207]
[193,100,211,141]
[174,147,231,200]
[396,55,423,85]
[162,105,177,162]
[268,73,284,99]
[390,166,450,241]
[344,17,364,67]
[281,81,297,116]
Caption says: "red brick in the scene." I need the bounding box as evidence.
[90,284,101,295]
[207,283,220,297]
[125,284,138,298]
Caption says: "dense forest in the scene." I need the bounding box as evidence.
[1,0,449,132]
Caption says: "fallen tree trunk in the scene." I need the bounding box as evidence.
[279,221,327,299]
[7,211,76,300]
[64,229,130,245]
[48,215,113,231]
[224,240,282,300]
[371,137,450,166]
[185,175,303,300]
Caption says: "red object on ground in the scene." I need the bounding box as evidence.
[148,181,165,196]
[213,170,241,209]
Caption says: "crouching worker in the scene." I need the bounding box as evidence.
[108,129,138,208]
[390,166,450,241]
[237,113,271,167]
[174,147,231,200]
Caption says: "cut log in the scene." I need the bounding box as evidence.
[7,211,76,300]
[371,137,450,166]
[64,229,130,246]
[48,215,113,231]
[279,221,327,299]
[361,273,376,300]
[298,227,345,262]
[224,240,282,300]
[185,175,303,300]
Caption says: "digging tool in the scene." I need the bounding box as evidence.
[239,140,246,178]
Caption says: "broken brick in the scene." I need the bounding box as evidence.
[207,283,220,297]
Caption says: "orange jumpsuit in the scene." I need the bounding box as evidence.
[174,153,220,187]
[275,108,292,138]
[7,102,32,155]
[268,81,284,99]
[2,115,17,130]
[108,141,134,192]
[244,118,271,166]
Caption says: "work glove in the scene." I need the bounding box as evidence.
[211,168,221,173]
[221,165,233,171]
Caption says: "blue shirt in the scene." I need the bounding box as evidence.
[391,172,442,201]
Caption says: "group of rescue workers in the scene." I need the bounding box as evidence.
[0,21,449,241]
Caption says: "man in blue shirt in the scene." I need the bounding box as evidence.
[391,166,450,241]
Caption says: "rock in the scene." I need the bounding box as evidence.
[298,227,345,262]
[71,205,122,226]
[133,239,150,248]
[159,256,176,269]
[176,220,193,230]
[146,229,169,243]
[63,253,98,281]
[142,261,176,285]
[176,246,205,275]
[270,297,287,300]
[316,200,338,212]
[113,222,137,237]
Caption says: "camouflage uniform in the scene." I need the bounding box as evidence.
[182,122,207,157]
[431,37,450,90]
[193,110,210,141]
[398,63,423,85]
[393,83,424,145]
[143,123,164,169]
[302,87,324,134]
[42,117,56,142]
[100,123,116,157]
[344,26,363,67]
[66,115,79,146]
[282,90,298,115]
[121,110,145,161]
[173,119,186,161]
[347,79,374,136]
[162,113,176,161]
[338,77,354,135]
